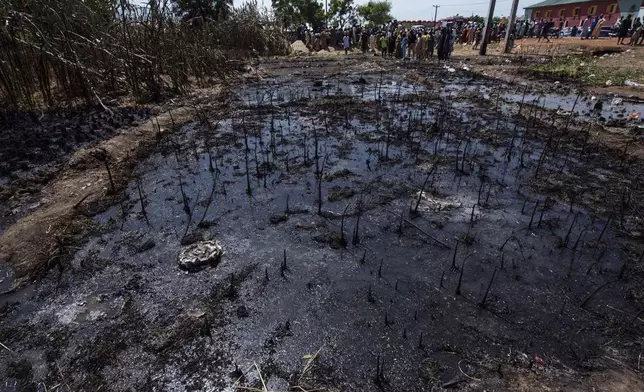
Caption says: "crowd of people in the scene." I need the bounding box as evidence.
[296,13,644,59]
[341,25,464,61]
[614,14,643,45]
[515,14,643,45]
[299,21,499,60]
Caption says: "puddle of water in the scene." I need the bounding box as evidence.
[241,73,425,106]
[0,264,37,311]
[504,90,643,120]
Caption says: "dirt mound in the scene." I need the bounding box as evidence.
[352,61,384,73]
[291,40,310,54]
[315,48,340,57]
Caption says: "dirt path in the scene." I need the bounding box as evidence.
[0,107,195,288]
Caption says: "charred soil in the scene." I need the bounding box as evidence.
[1,55,644,392]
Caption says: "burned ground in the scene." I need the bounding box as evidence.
[0,106,154,236]
[1,55,643,391]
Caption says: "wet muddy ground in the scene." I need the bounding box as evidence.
[1,57,644,391]
[0,106,151,234]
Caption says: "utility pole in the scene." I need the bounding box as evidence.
[433,5,440,22]
[479,0,497,55]
[503,0,520,53]
[325,0,328,29]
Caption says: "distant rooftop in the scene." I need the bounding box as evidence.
[398,20,435,24]
[524,0,595,9]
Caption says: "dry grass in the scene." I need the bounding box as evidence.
[0,0,289,108]
[528,54,644,86]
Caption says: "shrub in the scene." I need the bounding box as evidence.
[0,0,289,108]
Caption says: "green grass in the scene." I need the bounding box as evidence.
[530,55,644,86]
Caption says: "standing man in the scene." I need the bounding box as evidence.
[401,32,408,59]
[361,29,369,54]
[421,30,428,59]
[631,16,642,36]
[321,29,328,50]
[617,14,632,44]
[407,29,417,59]
[380,33,388,57]
[427,31,436,58]
[592,14,606,39]
[557,17,564,38]
[589,15,599,38]
[538,19,551,42]
[473,27,482,50]
[580,16,590,39]
[630,23,643,45]
[343,32,351,54]
[415,31,423,60]
[437,27,448,59]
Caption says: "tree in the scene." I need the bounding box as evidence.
[327,0,357,29]
[356,0,392,27]
[174,0,232,21]
[298,0,325,28]
[272,0,325,29]
[273,0,298,27]
[470,15,485,24]
[213,0,233,21]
